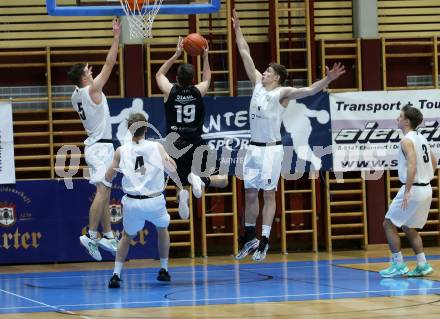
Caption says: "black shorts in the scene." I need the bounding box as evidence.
[165,136,219,186]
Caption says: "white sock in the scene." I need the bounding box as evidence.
[113,261,123,276]
[88,230,98,241]
[416,252,427,266]
[245,223,256,227]
[262,225,271,238]
[391,251,404,264]
[160,258,168,271]
[103,231,114,239]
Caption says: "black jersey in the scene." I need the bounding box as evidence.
[164,84,205,139]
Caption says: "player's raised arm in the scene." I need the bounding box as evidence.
[279,62,345,105]
[156,37,183,97]
[89,18,121,103]
[195,45,211,96]
[232,9,261,86]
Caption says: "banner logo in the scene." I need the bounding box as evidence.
[109,200,122,224]
[0,203,16,227]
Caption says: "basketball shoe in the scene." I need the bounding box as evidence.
[178,189,190,220]
[157,268,171,282]
[108,273,121,288]
[235,238,259,260]
[79,234,102,261]
[252,236,269,262]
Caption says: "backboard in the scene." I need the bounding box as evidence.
[46,0,221,16]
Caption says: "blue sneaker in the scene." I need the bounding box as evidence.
[407,263,433,277]
[379,262,409,278]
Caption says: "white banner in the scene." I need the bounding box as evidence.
[330,90,440,171]
[0,102,15,184]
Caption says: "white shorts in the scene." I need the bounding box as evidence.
[243,144,283,191]
[121,194,169,236]
[385,185,432,229]
[84,142,114,187]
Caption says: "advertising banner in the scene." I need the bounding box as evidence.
[0,178,158,264]
[330,90,440,171]
[0,102,15,184]
[107,94,333,176]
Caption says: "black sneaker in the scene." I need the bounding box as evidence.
[108,273,121,288]
[252,236,269,262]
[157,268,171,282]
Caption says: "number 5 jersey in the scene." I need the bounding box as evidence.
[71,86,112,146]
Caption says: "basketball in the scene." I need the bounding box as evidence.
[183,33,208,56]
[126,0,149,10]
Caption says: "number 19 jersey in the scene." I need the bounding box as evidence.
[164,84,205,139]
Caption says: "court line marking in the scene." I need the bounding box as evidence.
[0,305,47,310]
[0,286,433,310]
[1,255,439,281]
[2,282,440,312]
[0,257,438,282]
[0,264,350,282]
[2,254,438,281]
[0,288,92,319]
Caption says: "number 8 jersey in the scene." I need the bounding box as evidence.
[164,84,205,139]
[71,86,112,146]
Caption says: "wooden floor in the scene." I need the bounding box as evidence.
[1,246,440,319]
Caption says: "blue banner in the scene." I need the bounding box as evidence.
[0,179,158,264]
[108,94,333,175]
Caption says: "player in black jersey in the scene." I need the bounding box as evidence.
[156,38,228,218]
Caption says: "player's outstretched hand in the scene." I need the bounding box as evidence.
[113,17,121,38]
[176,36,184,57]
[326,62,345,81]
[202,42,209,59]
[232,9,240,30]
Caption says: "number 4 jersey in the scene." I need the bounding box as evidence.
[398,130,434,184]
[119,140,165,196]
[71,86,112,146]
[164,84,205,139]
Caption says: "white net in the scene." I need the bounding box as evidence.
[119,0,163,39]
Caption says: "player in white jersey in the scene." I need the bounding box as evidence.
[67,18,121,261]
[233,9,345,261]
[380,104,437,278]
[105,113,178,288]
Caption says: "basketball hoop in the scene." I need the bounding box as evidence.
[119,0,163,39]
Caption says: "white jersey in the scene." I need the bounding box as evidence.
[249,82,285,143]
[119,140,165,196]
[398,130,434,184]
[71,86,112,146]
